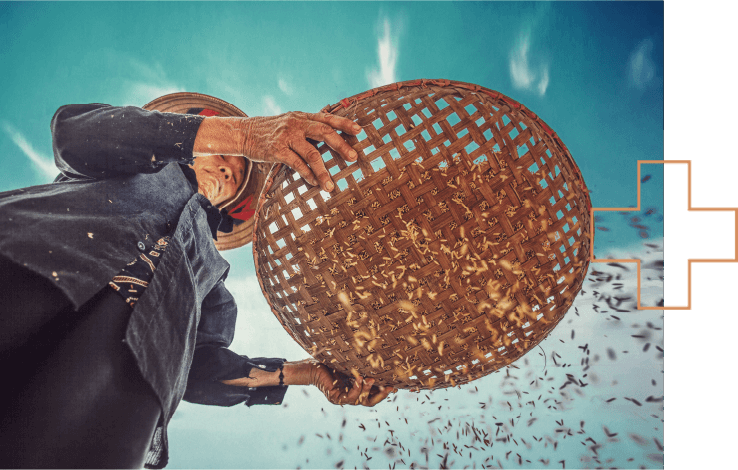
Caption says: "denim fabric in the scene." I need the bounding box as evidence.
[0,104,287,469]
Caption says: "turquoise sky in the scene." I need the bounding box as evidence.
[1,2,664,469]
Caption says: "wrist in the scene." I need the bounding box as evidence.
[239,116,266,160]
[281,359,320,386]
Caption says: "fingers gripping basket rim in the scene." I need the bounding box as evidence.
[252,79,593,390]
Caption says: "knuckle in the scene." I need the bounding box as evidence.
[316,123,332,135]
[307,150,323,163]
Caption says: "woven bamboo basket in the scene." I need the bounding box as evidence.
[253,79,592,390]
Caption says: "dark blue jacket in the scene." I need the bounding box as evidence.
[0,104,287,468]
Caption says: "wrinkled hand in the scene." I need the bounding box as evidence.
[241,112,361,192]
[293,360,394,407]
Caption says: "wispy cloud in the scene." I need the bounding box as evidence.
[367,17,399,88]
[262,95,283,116]
[121,57,184,106]
[2,122,58,180]
[278,77,294,96]
[628,39,655,90]
[509,31,549,96]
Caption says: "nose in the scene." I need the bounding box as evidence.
[218,165,234,182]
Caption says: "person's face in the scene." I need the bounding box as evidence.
[191,155,247,206]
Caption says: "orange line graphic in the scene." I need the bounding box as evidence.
[589,160,738,310]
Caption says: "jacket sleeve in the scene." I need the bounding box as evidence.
[51,103,205,180]
[183,280,288,407]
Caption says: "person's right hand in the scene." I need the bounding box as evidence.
[241,112,361,192]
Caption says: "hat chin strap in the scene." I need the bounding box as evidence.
[228,194,256,221]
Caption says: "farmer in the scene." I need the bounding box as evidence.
[0,93,394,469]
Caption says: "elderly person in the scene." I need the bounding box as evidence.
[0,93,393,469]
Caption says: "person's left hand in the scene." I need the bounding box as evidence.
[310,363,395,407]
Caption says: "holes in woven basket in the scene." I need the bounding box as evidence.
[483,128,493,140]
[432,123,442,135]
[421,129,431,141]
[447,112,461,127]
[397,124,407,136]
[411,114,422,127]
[371,158,385,172]
[464,103,476,116]
[502,114,511,126]
[475,116,485,127]
[404,140,416,152]
[509,127,519,139]
[528,162,539,173]
[382,133,392,144]
[465,141,481,156]
[356,128,367,141]
[436,99,449,110]
[387,110,397,121]
[540,179,548,189]
[556,210,564,219]
[390,148,401,160]
[372,118,382,130]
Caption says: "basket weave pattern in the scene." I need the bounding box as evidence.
[253,80,592,390]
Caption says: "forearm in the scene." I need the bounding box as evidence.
[192,116,248,157]
[220,359,316,387]
[51,104,204,179]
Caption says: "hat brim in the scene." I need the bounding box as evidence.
[143,92,271,251]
